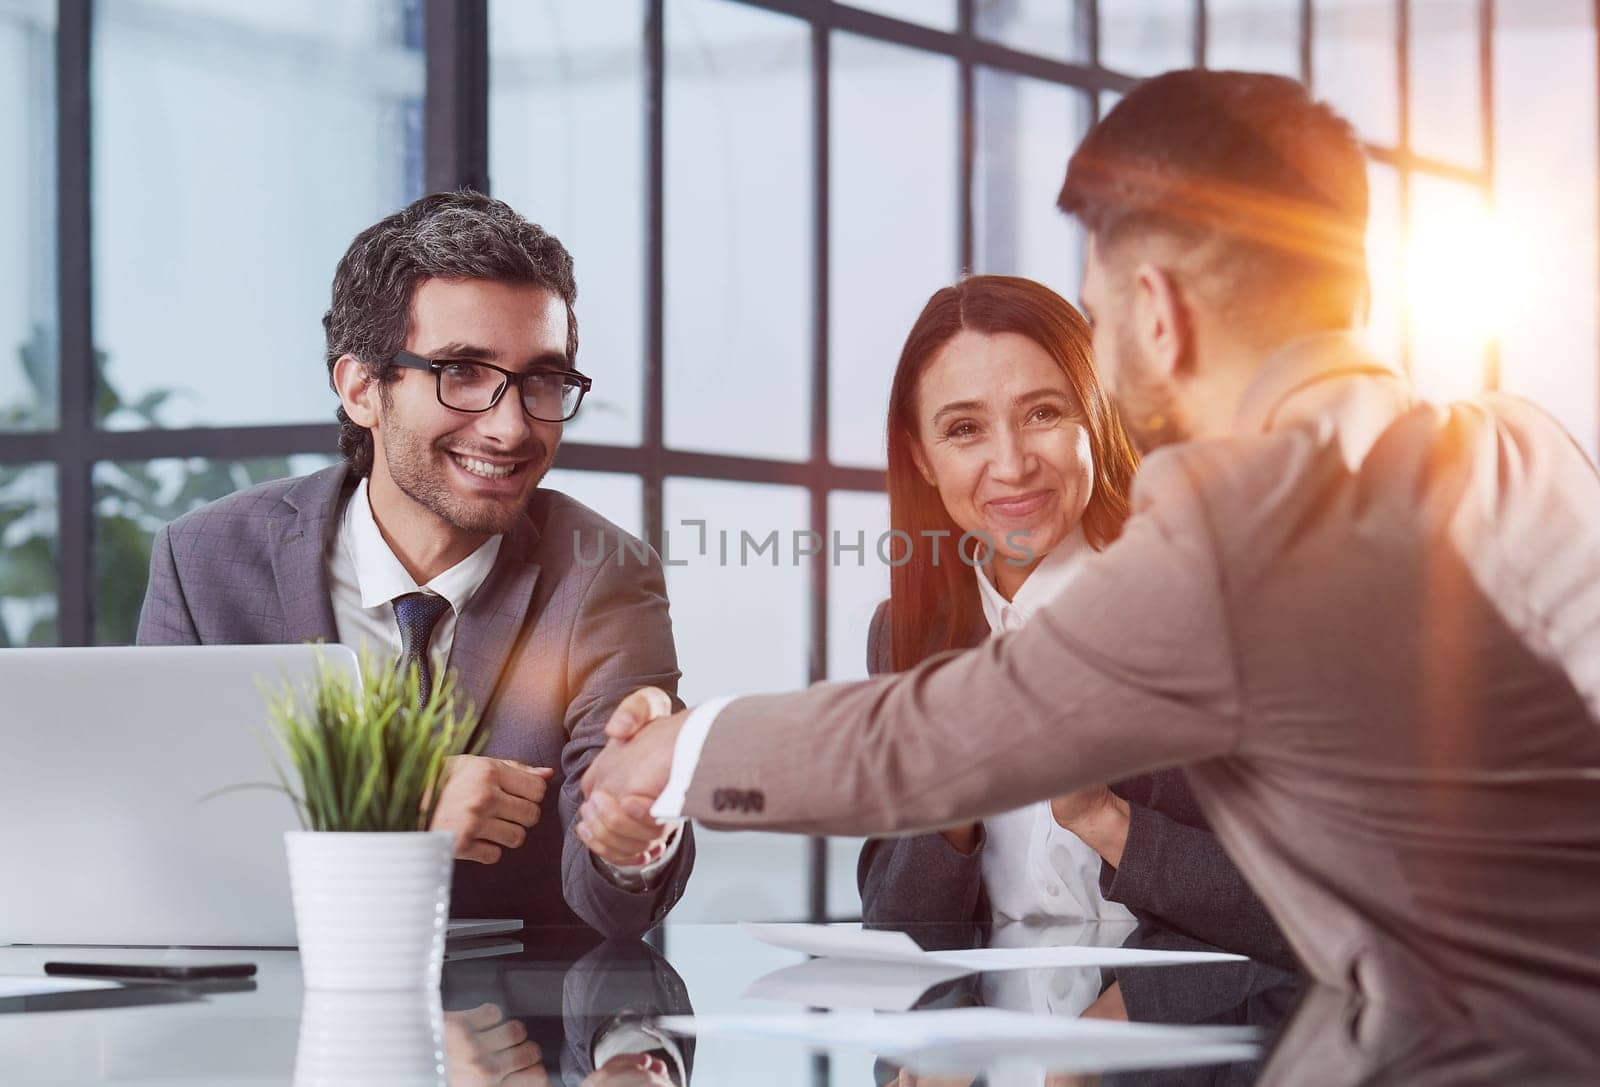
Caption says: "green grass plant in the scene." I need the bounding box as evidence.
[261,648,485,833]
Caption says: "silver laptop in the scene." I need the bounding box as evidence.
[0,645,519,947]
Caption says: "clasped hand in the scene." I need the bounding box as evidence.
[578,687,689,866]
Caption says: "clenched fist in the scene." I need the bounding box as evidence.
[430,754,555,864]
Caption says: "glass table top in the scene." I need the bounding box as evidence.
[0,920,1589,1084]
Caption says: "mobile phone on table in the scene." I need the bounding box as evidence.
[43,961,256,982]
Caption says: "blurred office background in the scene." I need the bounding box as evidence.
[1,0,1595,923]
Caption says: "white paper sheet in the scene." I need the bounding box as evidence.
[655,1007,1259,1073]
[742,923,1246,972]
[0,975,123,999]
[744,955,973,1011]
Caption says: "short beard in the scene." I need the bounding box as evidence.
[378,409,546,536]
[1113,326,1188,455]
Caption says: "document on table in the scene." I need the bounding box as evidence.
[656,1007,1259,1074]
[743,923,1247,971]
[745,955,974,1011]
[0,976,123,999]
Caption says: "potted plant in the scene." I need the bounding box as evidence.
[264,649,482,991]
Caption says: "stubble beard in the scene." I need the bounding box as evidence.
[379,415,547,536]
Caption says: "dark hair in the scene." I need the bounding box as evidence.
[322,190,579,476]
[885,275,1139,672]
[1058,69,1368,324]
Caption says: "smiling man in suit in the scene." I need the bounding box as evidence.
[137,191,692,937]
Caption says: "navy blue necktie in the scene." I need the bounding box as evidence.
[393,592,452,707]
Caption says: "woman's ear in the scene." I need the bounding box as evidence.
[332,354,381,429]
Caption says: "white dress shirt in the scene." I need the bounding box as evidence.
[329,478,676,884]
[327,478,502,673]
[970,528,1136,926]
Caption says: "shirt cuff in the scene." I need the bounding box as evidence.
[650,695,737,820]
[595,821,685,890]
[593,1019,687,1084]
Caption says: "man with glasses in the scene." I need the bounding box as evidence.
[137,191,692,937]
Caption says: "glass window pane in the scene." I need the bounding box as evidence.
[93,455,335,645]
[847,0,958,32]
[1207,0,1302,77]
[1099,0,1196,76]
[540,468,643,539]
[974,0,1089,64]
[0,464,57,646]
[490,1,645,448]
[1363,161,1404,366]
[1408,0,1482,167]
[1313,0,1399,146]
[824,489,888,920]
[1493,0,1598,462]
[0,0,55,432]
[665,1,811,461]
[1403,174,1493,404]
[94,0,422,431]
[663,477,810,922]
[830,34,959,469]
[974,70,1089,303]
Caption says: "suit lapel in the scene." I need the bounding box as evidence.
[451,515,542,723]
[268,465,346,645]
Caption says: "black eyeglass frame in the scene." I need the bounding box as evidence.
[390,349,593,422]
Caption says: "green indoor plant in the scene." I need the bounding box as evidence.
[268,648,484,991]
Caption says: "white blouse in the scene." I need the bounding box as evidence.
[972,528,1136,928]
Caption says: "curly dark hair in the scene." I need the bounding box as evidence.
[322,190,579,476]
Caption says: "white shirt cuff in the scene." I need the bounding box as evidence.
[596,821,684,890]
[650,695,737,820]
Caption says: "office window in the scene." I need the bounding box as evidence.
[848,0,958,32]
[663,477,810,922]
[1364,162,1404,367]
[974,69,1090,304]
[1207,0,1303,77]
[1099,0,1196,75]
[0,464,56,646]
[829,33,959,469]
[0,0,55,431]
[92,0,422,431]
[1404,174,1495,404]
[1409,0,1482,167]
[664,0,811,461]
[489,0,646,448]
[93,455,335,645]
[825,488,889,920]
[974,0,1088,65]
[1493,0,1599,461]
[1313,0,1400,147]
[541,468,644,541]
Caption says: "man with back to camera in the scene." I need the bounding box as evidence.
[138,190,692,937]
[580,70,1600,1059]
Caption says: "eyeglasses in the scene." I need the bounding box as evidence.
[390,350,592,423]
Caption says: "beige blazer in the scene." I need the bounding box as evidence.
[681,333,1600,1057]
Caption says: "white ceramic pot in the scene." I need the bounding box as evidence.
[294,989,446,1087]
[285,830,454,991]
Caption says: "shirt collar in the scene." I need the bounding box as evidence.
[342,477,503,615]
[1231,330,1408,438]
[974,525,1091,633]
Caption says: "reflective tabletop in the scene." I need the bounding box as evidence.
[0,921,1590,1084]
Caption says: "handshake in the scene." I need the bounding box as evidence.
[428,687,687,871]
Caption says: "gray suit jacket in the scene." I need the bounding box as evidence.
[137,463,692,938]
[857,602,1290,967]
[680,334,1600,1056]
